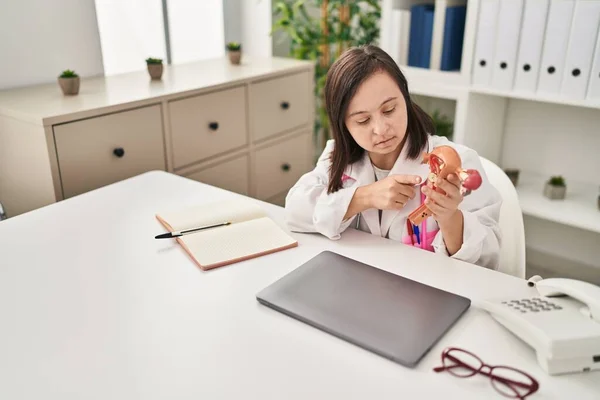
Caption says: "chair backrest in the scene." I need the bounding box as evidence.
[479,157,526,279]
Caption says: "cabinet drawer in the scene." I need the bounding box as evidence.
[54,105,165,199]
[169,85,248,169]
[267,191,288,208]
[254,133,312,200]
[185,154,249,196]
[250,71,311,142]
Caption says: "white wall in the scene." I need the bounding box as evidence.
[223,0,272,58]
[223,0,242,44]
[94,0,167,76]
[241,0,272,58]
[501,100,600,185]
[0,0,104,90]
[167,0,225,65]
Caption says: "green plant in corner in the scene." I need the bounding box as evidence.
[145,58,163,64]
[271,0,381,152]
[430,109,453,139]
[59,69,78,78]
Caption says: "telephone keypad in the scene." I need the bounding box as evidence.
[501,297,562,313]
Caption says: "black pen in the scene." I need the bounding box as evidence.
[155,222,231,239]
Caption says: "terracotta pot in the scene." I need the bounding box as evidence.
[504,168,520,186]
[228,50,241,65]
[147,64,163,80]
[58,77,80,95]
[543,183,566,200]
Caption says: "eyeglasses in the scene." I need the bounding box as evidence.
[433,347,540,399]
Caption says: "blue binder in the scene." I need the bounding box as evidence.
[408,4,435,68]
[440,6,467,71]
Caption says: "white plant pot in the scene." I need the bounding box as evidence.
[543,183,566,200]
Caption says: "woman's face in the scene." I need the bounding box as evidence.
[344,70,408,157]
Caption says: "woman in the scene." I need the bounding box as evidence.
[284,45,502,270]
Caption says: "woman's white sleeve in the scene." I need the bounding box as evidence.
[431,148,503,270]
[284,142,359,240]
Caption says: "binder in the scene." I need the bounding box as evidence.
[490,0,525,91]
[441,5,467,71]
[513,0,550,93]
[390,9,412,66]
[472,0,500,86]
[408,5,425,67]
[560,0,600,100]
[408,4,435,68]
[537,0,575,96]
[586,26,600,100]
[422,6,435,68]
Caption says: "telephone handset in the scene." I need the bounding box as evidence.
[476,278,600,375]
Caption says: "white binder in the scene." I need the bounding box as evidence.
[586,26,600,100]
[490,0,525,91]
[537,0,575,96]
[390,9,411,66]
[379,0,394,56]
[472,0,500,86]
[513,0,550,93]
[560,1,600,100]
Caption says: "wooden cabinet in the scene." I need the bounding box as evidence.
[54,105,165,198]
[168,85,248,169]
[250,71,312,142]
[184,154,250,196]
[0,57,315,217]
[253,132,312,201]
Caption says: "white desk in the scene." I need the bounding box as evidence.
[0,171,598,399]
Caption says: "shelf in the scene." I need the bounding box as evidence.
[400,66,469,100]
[470,86,600,110]
[515,172,600,234]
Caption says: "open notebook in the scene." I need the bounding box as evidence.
[156,199,298,270]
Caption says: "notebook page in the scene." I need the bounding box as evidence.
[157,199,267,232]
[180,217,297,268]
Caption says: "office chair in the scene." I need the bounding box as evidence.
[479,157,526,279]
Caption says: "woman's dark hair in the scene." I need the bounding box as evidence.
[324,44,434,194]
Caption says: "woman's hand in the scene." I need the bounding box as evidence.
[368,175,422,210]
[343,174,421,221]
[421,173,463,225]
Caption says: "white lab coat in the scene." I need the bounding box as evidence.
[284,135,503,270]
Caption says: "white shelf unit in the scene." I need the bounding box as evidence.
[381,0,600,274]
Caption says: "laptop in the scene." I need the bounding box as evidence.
[256,251,471,367]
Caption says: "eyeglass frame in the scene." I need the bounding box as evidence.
[433,347,540,399]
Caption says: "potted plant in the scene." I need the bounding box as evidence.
[504,168,520,187]
[226,42,242,65]
[146,57,163,80]
[58,70,80,95]
[431,109,453,139]
[543,175,566,200]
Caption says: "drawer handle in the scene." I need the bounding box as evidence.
[113,147,125,158]
[280,101,290,110]
[281,163,291,172]
[208,122,219,131]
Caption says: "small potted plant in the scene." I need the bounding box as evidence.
[543,175,566,200]
[504,168,520,187]
[226,42,242,65]
[146,57,163,80]
[58,69,80,95]
[431,109,453,139]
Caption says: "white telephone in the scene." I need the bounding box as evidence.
[476,277,600,375]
